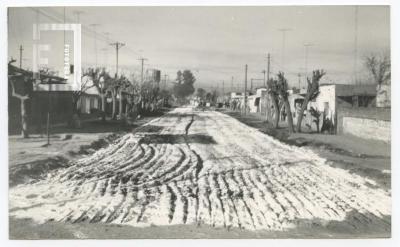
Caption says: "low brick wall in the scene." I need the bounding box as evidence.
[342,116,390,142]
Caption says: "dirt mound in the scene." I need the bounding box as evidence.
[9,156,70,187]
[10,133,121,187]
[69,133,119,156]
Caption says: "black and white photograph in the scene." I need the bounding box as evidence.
[1,0,398,243]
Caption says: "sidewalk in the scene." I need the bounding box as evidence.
[9,109,169,187]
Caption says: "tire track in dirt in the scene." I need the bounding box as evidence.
[9,107,391,232]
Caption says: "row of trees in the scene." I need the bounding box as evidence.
[9,53,388,137]
[8,60,170,137]
[73,67,169,124]
[196,88,219,104]
[266,53,390,133]
[172,70,196,103]
[266,70,325,133]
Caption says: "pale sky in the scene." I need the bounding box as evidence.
[8,6,390,92]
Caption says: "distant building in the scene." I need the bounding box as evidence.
[229,92,245,111]
[230,92,245,105]
[308,84,376,117]
[46,75,101,115]
[190,96,200,107]
[230,92,244,99]
[8,64,72,135]
[288,92,304,121]
[146,69,161,83]
[248,88,267,113]
[299,84,376,133]
[78,86,101,114]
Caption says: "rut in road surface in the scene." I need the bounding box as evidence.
[9,108,391,231]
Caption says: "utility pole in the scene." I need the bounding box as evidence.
[90,24,100,67]
[244,64,248,115]
[19,45,23,69]
[103,32,110,67]
[304,43,314,83]
[222,80,225,103]
[73,10,84,23]
[110,42,125,77]
[277,29,292,72]
[261,70,266,87]
[138,57,148,84]
[231,76,234,92]
[297,73,301,90]
[354,6,359,85]
[164,74,168,90]
[266,53,271,83]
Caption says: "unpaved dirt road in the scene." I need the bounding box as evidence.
[10,107,391,234]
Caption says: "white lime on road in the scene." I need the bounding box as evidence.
[9,107,391,231]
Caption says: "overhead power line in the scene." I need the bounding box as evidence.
[29,7,142,58]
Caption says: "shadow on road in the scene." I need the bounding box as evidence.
[164,113,194,118]
[9,209,391,239]
[140,134,217,145]
[135,125,164,133]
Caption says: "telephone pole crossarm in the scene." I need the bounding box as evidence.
[110,42,125,77]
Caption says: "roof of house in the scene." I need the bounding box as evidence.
[320,84,377,96]
[8,64,67,84]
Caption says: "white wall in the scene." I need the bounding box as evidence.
[343,117,390,143]
[376,84,391,108]
[248,96,258,113]
[310,85,336,114]
[255,88,267,97]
